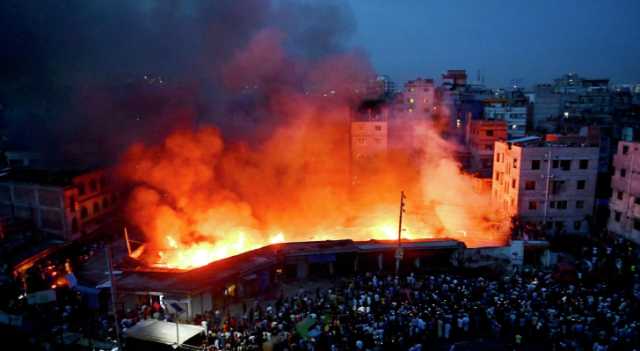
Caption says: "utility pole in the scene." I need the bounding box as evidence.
[395,191,406,274]
[124,226,132,257]
[543,151,553,226]
[105,245,122,349]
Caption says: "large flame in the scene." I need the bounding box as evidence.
[119,119,509,270]
[117,30,510,270]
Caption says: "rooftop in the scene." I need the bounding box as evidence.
[0,168,91,187]
[503,135,599,148]
[114,238,464,295]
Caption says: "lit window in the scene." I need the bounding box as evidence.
[408,98,415,104]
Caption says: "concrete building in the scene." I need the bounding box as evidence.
[484,100,527,138]
[466,119,507,177]
[608,141,640,244]
[532,84,562,131]
[351,100,389,184]
[492,137,599,235]
[401,78,436,119]
[1,151,42,169]
[0,168,117,240]
[441,69,468,90]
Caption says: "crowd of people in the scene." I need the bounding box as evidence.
[188,237,639,351]
[2,232,639,350]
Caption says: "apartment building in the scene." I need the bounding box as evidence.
[608,141,640,243]
[492,137,599,235]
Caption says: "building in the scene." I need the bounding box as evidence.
[1,151,42,169]
[608,141,640,244]
[484,99,527,138]
[351,100,389,184]
[401,78,436,119]
[532,84,562,131]
[441,69,468,90]
[466,119,507,177]
[0,168,117,240]
[492,137,599,235]
[115,239,464,320]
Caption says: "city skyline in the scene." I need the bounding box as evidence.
[347,0,640,87]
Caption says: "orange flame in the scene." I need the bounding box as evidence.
[117,32,510,270]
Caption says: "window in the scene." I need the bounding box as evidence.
[93,202,101,215]
[374,125,382,131]
[635,197,640,205]
[89,179,97,193]
[551,180,565,194]
[634,219,640,231]
[614,211,621,222]
[513,158,518,168]
[579,159,589,169]
[550,201,556,208]
[623,145,629,155]
[68,196,76,211]
[556,200,568,209]
[531,160,540,170]
[525,180,536,190]
[486,130,494,136]
[618,191,624,200]
[512,179,516,189]
[577,180,586,190]
[620,169,627,177]
[560,160,571,171]
[576,200,584,209]
[574,221,582,231]
[80,206,88,219]
[103,197,109,209]
[552,160,559,169]
[78,183,86,196]
[528,201,538,210]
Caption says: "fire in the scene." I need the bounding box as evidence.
[116,30,511,270]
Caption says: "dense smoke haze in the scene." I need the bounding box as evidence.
[0,0,358,164]
[1,0,508,268]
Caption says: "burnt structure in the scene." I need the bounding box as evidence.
[114,238,464,319]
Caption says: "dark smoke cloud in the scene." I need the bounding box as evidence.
[0,0,362,166]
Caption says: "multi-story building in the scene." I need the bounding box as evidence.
[484,99,527,138]
[466,119,507,177]
[608,141,640,244]
[401,78,436,119]
[492,137,599,235]
[532,84,562,131]
[1,151,42,169]
[351,100,389,184]
[0,168,117,240]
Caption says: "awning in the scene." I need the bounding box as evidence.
[124,320,204,346]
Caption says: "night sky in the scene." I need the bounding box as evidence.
[347,0,640,86]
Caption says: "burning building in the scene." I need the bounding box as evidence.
[111,26,510,271]
[115,238,465,320]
